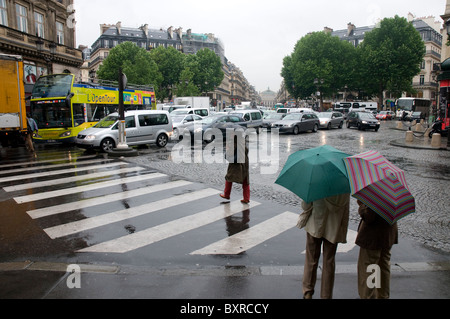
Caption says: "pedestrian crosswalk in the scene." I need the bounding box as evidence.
[0,152,358,257]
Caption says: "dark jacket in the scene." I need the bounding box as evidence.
[225,144,249,185]
[355,200,398,250]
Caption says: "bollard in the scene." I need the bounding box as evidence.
[415,123,423,132]
[405,131,413,143]
[431,133,441,148]
[397,121,403,129]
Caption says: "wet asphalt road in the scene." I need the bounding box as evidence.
[0,119,448,271]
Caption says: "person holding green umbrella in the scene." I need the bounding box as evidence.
[275,145,351,299]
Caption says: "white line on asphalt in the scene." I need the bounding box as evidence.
[0,158,113,176]
[13,172,166,203]
[3,166,145,192]
[190,211,299,255]
[27,180,193,219]
[0,161,125,184]
[0,155,98,169]
[78,200,261,253]
[44,188,220,239]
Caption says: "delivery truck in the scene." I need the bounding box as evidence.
[0,54,28,147]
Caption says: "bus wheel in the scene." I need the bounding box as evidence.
[156,133,168,148]
[100,138,115,152]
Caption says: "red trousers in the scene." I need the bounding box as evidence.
[224,180,250,202]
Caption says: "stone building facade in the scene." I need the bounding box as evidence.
[0,0,83,95]
[83,22,257,109]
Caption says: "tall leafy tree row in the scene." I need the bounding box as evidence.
[281,16,425,109]
[97,43,224,102]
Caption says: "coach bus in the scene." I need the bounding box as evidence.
[30,74,156,144]
[395,97,431,120]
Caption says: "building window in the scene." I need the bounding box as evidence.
[420,75,425,85]
[0,0,7,26]
[16,4,28,33]
[56,21,64,44]
[34,12,44,38]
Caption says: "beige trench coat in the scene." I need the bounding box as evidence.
[300,193,350,244]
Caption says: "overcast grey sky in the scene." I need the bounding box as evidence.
[74,0,446,93]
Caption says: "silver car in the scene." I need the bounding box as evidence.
[271,112,320,134]
[171,114,203,140]
[317,112,344,129]
[76,110,173,152]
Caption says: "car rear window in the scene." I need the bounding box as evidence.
[138,114,169,126]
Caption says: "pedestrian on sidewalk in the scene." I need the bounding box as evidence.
[299,193,350,299]
[356,200,398,299]
[25,114,38,152]
[220,134,250,204]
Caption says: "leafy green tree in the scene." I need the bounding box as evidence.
[175,67,200,97]
[191,48,224,94]
[149,46,185,102]
[282,32,357,109]
[97,42,161,90]
[358,15,425,107]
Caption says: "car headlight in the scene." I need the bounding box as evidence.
[59,131,72,138]
[320,120,327,124]
[362,121,368,124]
[85,135,96,140]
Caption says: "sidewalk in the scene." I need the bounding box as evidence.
[1,260,450,299]
[389,126,449,151]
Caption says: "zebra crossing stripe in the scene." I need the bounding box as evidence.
[0,158,113,176]
[0,161,124,183]
[27,180,193,219]
[190,211,299,255]
[13,173,166,204]
[78,200,261,253]
[44,188,220,239]
[0,155,97,169]
[3,166,146,192]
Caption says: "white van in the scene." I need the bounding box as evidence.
[229,109,263,132]
[170,107,210,117]
[76,110,173,152]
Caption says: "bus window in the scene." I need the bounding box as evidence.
[73,103,87,126]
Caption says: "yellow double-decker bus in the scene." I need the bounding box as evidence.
[30,73,156,144]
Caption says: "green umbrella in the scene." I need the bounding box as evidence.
[275,145,351,203]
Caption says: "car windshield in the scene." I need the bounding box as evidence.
[171,115,186,123]
[200,115,222,124]
[379,111,388,114]
[284,114,302,121]
[318,112,332,118]
[359,112,376,120]
[265,113,284,120]
[412,112,421,116]
[95,115,119,128]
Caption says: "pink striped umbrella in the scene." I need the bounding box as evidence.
[343,150,415,225]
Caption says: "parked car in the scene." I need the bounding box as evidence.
[408,111,425,122]
[171,114,203,140]
[376,111,392,120]
[229,109,263,132]
[261,113,286,131]
[271,112,320,134]
[317,112,344,129]
[183,114,247,143]
[346,111,380,131]
[75,110,173,152]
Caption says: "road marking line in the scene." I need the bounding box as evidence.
[44,188,220,239]
[78,200,261,253]
[0,158,114,176]
[3,166,145,192]
[0,155,97,169]
[191,211,298,255]
[13,173,166,203]
[27,180,193,219]
[0,161,125,184]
